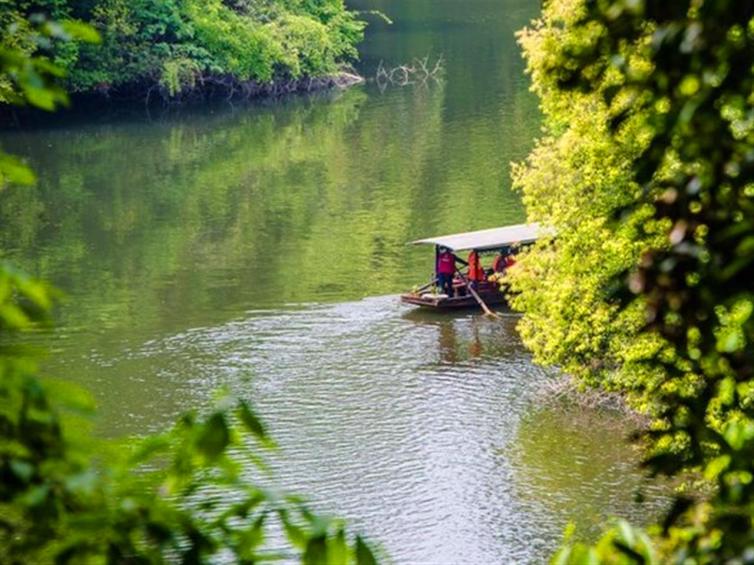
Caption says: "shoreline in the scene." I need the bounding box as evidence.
[0,71,365,127]
[140,71,366,104]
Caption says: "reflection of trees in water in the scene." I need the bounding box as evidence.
[508,402,668,543]
[468,318,483,359]
[438,319,458,363]
[1,85,449,336]
[0,1,536,348]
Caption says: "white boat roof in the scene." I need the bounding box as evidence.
[410,222,550,251]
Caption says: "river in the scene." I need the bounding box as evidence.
[0,0,665,562]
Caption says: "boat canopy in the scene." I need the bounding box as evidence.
[410,222,551,252]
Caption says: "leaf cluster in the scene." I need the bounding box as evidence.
[514,0,754,562]
[0,0,365,99]
[0,12,97,186]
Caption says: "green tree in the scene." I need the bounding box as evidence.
[0,0,365,100]
[512,0,754,561]
[0,13,97,185]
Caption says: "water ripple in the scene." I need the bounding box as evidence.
[115,295,667,564]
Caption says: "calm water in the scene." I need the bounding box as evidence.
[0,0,665,562]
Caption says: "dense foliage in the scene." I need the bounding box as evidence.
[0,13,96,187]
[0,0,365,100]
[512,0,754,561]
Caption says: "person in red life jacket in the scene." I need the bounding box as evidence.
[493,246,518,273]
[504,244,519,270]
[467,249,485,290]
[504,253,517,270]
[492,250,506,273]
[436,246,464,296]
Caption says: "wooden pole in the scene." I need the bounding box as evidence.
[456,269,500,318]
[415,277,438,294]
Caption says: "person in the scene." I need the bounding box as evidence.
[436,246,462,296]
[492,250,506,273]
[504,245,518,270]
[493,247,517,273]
[466,249,485,290]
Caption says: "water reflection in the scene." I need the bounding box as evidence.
[510,402,669,545]
[54,296,665,562]
[403,308,526,365]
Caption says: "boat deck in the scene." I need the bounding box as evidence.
[400,282,507,310]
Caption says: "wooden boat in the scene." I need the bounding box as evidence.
[400,223,548,311]
[401,280,509,309]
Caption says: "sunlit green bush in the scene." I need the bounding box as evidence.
[0,0,365,100]
[512,0,754,561]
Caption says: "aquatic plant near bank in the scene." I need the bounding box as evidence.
[374,55,444,90]
[512,0,754,561]
[0,0,366,102]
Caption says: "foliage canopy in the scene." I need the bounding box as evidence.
[0,0,365,100]
[512,0,754,561]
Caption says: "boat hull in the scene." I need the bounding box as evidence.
[400,285,508,310]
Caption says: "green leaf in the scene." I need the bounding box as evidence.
[723,421,754,451]
[705,455,732,481]
[327,528,348,565]
[129,434,172,464]
[21,82,67,111]
[238,511,267,554]
[60,20,101,43]
[303,535,328,565]
[9,459,34,483]
[616,519,636,548]
[0,302,32,329]
[20,484,49,507]
[355,536,377,565]
[0,154,36,186]
[550,546,573,565]
[64,470,99,497]
[279,509,307,549]
[196,412,230,459]
[612,540,645,562]
[237,400,274,446]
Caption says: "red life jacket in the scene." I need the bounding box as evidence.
[437,251,456,274]
[492,254,505,273]
[467,251,485,281]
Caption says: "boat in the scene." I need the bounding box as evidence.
[400,223,547,311]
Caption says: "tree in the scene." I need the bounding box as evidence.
[513,0,754,561]
[0,0,365,100]
[0,13,97,185]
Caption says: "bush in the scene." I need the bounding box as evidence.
[0,0,365,99]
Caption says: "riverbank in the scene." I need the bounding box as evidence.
[536,375,651,428]
[0,70,366,128]
[131,70,365,105]
[1,1,366,105]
